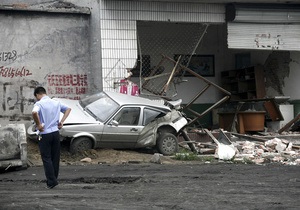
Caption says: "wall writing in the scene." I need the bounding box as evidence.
[0,50,17,62]
[0,66,33,78]
[47,74,88,99]
[1,82,38,120]
[255,34,283,50]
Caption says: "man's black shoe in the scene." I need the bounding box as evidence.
[46,183,58,189]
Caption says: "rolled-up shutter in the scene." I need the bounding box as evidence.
[226,4,300,51]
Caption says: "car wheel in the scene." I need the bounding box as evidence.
[157,133,178,156]
[70,137,93,154]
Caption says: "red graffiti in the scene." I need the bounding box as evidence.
[47,74,88,98]
[47,74,88,87]
[0,66,32,78]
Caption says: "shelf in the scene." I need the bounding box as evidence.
[221,65,266,100]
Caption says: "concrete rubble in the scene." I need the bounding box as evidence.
[181,129,300,165]
[233,137,300,165]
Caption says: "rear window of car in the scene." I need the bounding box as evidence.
[143,108,165,125]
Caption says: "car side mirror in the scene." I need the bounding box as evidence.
[109,120,119,126]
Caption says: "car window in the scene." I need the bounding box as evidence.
[80,92,106,108]
[143,108,165,126]
[113,107,140,126]
[81,92,119,122]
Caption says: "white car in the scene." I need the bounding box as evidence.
[28,91,188,155]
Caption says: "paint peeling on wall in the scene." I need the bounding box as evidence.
[264,51,290,97]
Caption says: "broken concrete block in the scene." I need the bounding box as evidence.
[265,138,285,149]
[242,141,255,154]
[255,148,264,156]
[281,139,290,145]
[275,142,287,153]
[150,153,162,164]
[286,142,293,151]
[253,158,265,164]
[272,156,285,162]
[0,124,27,169]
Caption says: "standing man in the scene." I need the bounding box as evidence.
[32,86,71,189]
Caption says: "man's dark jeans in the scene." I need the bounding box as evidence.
[38,131,60,187]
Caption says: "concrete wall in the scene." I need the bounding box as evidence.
[0,0,103,121]
[0,9,90,120]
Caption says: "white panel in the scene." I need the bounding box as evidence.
[101,1,225,23]
[101,20,136,30]
[102,58,137,70]
[101,39,136,50]
[228,22,300,51]
[101,29,136,40]
[102,1,224,14]
[102,58,121,69]
[102,49,137,59]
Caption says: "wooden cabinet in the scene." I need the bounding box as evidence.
[221,65,266,100]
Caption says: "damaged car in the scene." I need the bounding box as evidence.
[28,91,188,155]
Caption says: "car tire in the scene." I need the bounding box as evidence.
[157,133,178,156]
[70,137,93,154]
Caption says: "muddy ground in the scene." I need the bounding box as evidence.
[0,139,300,209]
[1,163,300,209]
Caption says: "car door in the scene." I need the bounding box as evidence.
[101,107,143,148]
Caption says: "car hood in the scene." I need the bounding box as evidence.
[54,98,97,124]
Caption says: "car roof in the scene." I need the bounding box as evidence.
[104,91,171,111]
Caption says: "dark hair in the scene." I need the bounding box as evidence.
[34,86,46,97]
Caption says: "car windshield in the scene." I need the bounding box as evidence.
[79,92,119,122]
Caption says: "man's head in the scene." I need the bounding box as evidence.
[34,86,47,100]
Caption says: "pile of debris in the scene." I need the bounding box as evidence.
[233,137,300,165]
[181,129,300,165]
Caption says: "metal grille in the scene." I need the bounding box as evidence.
[135,21,209,99]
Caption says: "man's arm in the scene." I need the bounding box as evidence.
[58,108,71,129]
[32,111,44,132]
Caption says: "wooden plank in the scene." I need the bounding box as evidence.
[254,65,266,98]
[278,113,300,134]
[263,100,283,121]
[231,132,267,142]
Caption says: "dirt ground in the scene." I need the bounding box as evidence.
[0,138,299,209]
[1,161,300,209]
[26,137,182,166]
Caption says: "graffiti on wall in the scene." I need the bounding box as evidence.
[0,66,33,78]
[47,74,88,100]
[0,73,89,119]
[0,50,17,62]
[0,50,88,119]
[255,34,283,50]
[1,81,38,119]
